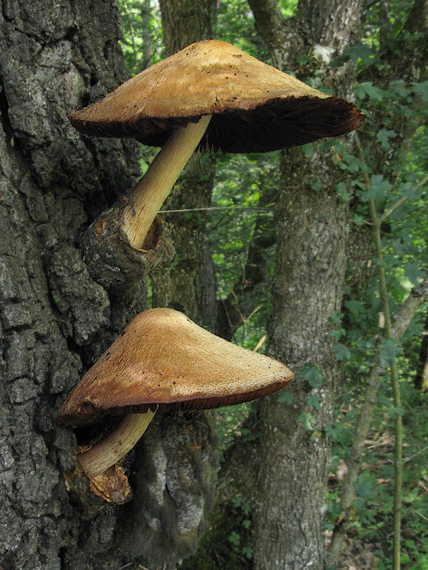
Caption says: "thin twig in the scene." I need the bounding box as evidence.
[379,173,428,224]
[410,507,428,522]
[404,444,428,464]
[159,206,273,214]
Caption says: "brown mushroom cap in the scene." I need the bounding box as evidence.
[56,308,293,427]
[69,40,364,153]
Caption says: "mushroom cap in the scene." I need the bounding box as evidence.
[56,308,293,427]
[69,40,364,153]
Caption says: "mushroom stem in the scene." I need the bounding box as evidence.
[77,409,157,478]
[122,114,212,249]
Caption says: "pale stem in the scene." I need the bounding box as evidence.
[122,114,212,249]
[78,409,157,478]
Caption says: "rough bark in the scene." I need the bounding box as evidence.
[251,146,352,570]
[0,1,217,568]
[235,1,366,569]
[159,0,215,56]
[152,0,218,326]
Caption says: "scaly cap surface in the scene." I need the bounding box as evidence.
[56,308,293,427]
[69,40,364,153]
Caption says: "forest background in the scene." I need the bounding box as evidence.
[1,0,428,570]
[118,1,428,568]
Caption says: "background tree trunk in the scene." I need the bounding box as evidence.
[152,0,218,326]
[224,1,366,568]
[0,1,217,568]
[217,1,428,568]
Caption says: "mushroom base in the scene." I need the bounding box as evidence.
[63,460,132,515]
[82,205,175,290]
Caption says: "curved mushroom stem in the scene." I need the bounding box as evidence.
[77,409,157,478]
[122,114,212,249]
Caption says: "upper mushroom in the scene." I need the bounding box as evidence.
[69,40,364,254]
[69,39,363,154]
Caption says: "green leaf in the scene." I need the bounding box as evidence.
[404,262,425,285]
[298,412,316,431]
[377,129,398,151]
[228,531,240,546]
[302,143,314,156]
[390,80,410,99]
[355,471,377,500]
[354,82,384,102]
[387,406,405,420]
[360,174,392,202]
[413,80,428,102]
[379,338,399,367]
[310,179,322,192]
[277,391,293,405]
[338,150,366,173]
[336,181,350,202]
[330,54,350,68]
[231,495,242,508]
[307,394,322,410]
[345,44,375,65]
[344,299,365,315]
[299,364,324,387]
[351,213,366,226]
[334,343,351,361]
[297,54,311,65]
[241,504,251,515]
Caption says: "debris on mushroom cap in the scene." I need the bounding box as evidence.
[69,39,364,153]
[56,308,293,428]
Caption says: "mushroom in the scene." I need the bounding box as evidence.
[69,40,364,281]
[56,308,293,484]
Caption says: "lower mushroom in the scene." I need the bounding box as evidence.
[56,308,293,501]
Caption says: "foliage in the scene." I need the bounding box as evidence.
[324,7,428,564]
[327,381,428,569]
[119,0,164,73]
[209,152,279,349]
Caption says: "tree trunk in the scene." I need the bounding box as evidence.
[235,1,365,568]
[0,1,217,568]
[152,0,218,326]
